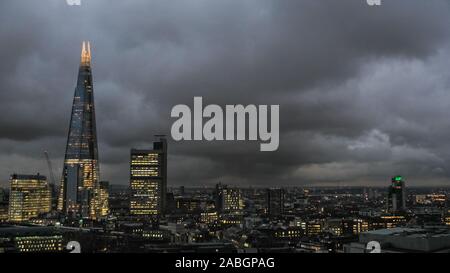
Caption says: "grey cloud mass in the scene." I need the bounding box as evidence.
[1,0,450,187]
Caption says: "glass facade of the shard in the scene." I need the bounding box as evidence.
[57,42,107,220]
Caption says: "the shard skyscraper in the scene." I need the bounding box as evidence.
[58,42,107,220]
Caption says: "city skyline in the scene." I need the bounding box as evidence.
[3,1,450,187]
[5,0,450,258]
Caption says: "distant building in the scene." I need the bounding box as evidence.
[222,187,243,213]
[215,184,244,214]
[108,186,130,218]
[214,183,225,213]
[342,218,369,235]
[0,203,8,222]
[273,226,303,240]
[0,188,5,202]
[267,188,284,217]
[165,192,176,214]
[91,181,109,218]
[412,207,442,225]
[440,209,450,227]
[8,174,51,223]
[175,197,201,214]
[48,183,58,211]
[200,211,218,224]
[373,214,407,229]
[179,186,185,196]
[387,176,406,213]
[142,229,171,242]
[324,218,344,236]
[298,241,330,253]
[0,189,6,222]
[301,221,323,236]
[414,194,446,205]
[220,213,244,226]
[358,208,382,218]
[130,137,167,218]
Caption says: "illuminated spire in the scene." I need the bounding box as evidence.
[81,41,91,66]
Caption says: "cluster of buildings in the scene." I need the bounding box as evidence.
[2,43,450,253]
[3,169,450,253]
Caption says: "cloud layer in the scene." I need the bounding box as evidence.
[1,0,450,187]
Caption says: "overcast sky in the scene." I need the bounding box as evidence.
[2,0,450,187]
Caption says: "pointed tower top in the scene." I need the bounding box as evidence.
[81,41,92,66]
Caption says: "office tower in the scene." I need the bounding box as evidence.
[200,211,219,224]
[8,174,51,223]
[444,210,450,226]
[48,183,58,211]
[387,176,406,213]
[214,183,225,213]
[176,197,201,213]
[91,181,109,218]
[223,188,244,213]
[0,189,7,222]
[58,42,103,220]
[215,183,244,214]
[0,204,7,222]
[267,188,284,217]
[341,218,369,235]
[301,221,323,236]
[180,186,185,196]
[130,137,167,218]
[165,192,176,214]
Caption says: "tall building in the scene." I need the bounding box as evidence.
[215,184,244,214]
[58,42,103,220]
[130,137,167,218]
[91,181,110,218]
[267,188,284,217]
[0,188,7,222]
[0,188,5,202]
[387,176,406,213]
[214,183,225,213]
[8,174,51,223]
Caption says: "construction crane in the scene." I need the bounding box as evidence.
[44,151,57,186]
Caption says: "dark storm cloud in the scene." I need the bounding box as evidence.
[1,0,450,187]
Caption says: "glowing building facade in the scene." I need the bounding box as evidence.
[91,181,110,218]
[387,176,406,213]
[129,138,167,218]
[58,42,106,220]
[215,184,244,214]
[8,174,51,223]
